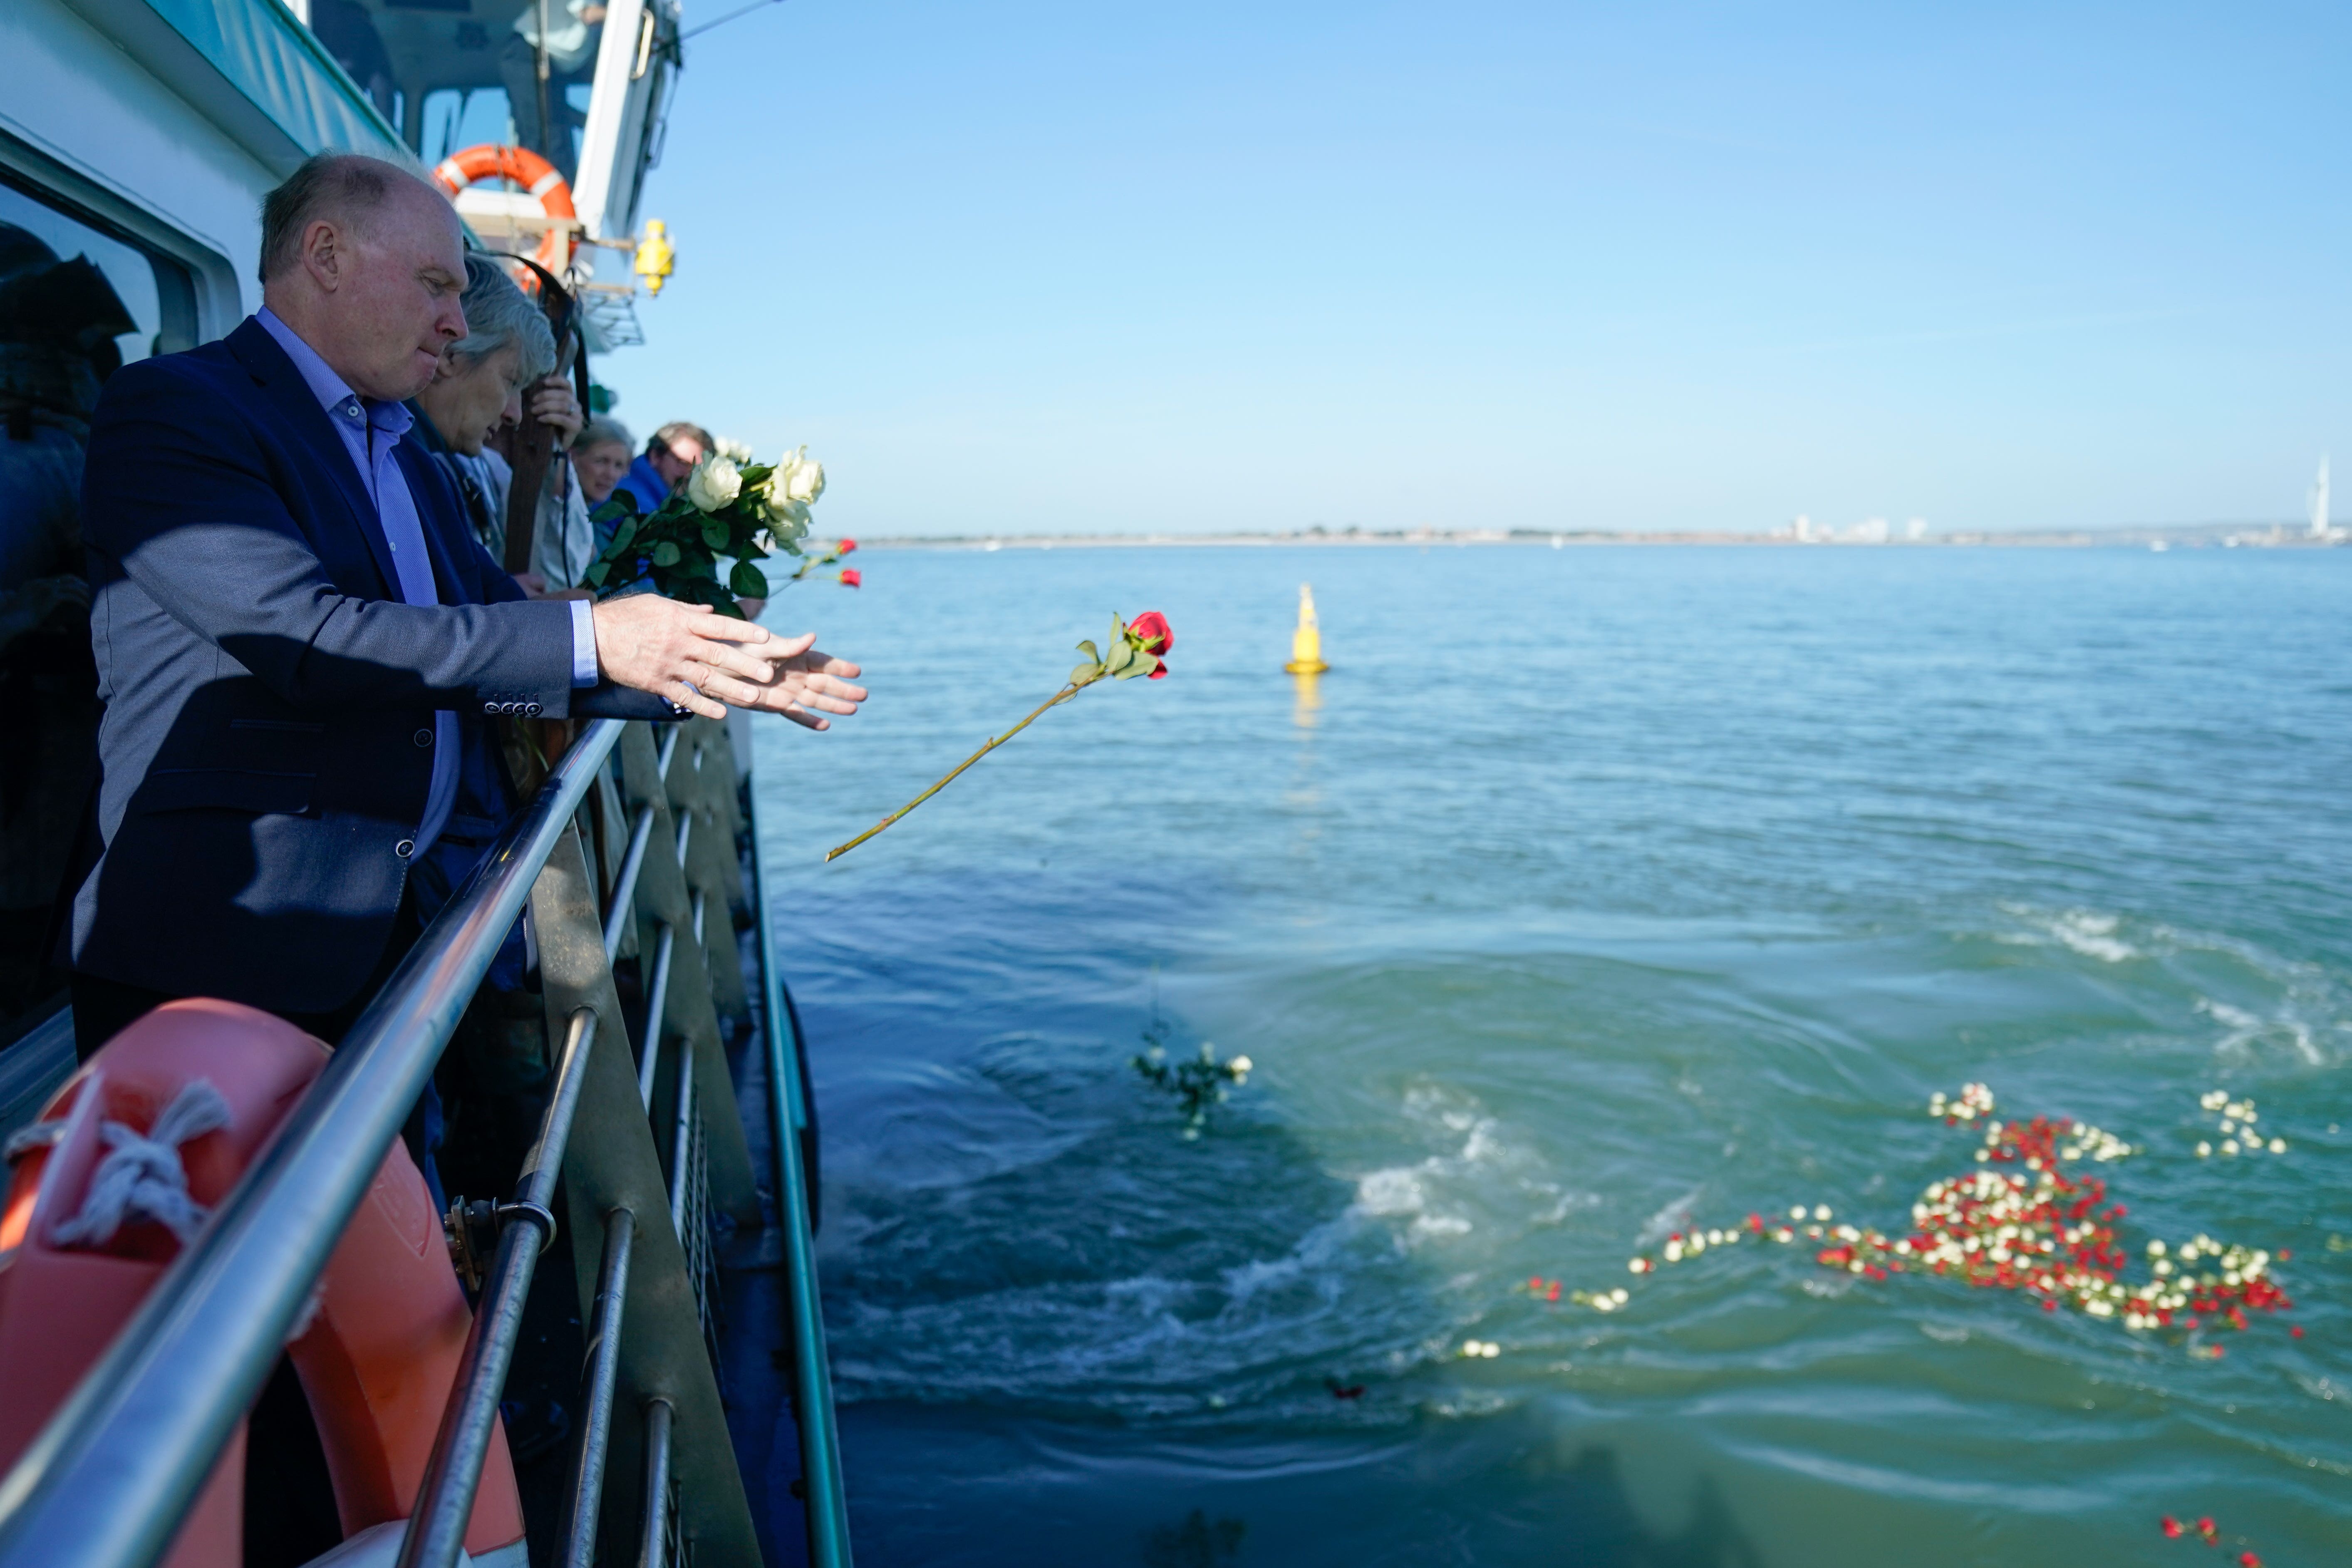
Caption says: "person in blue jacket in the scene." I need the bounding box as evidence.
[68,153,865,1054]
[612,418,712,523]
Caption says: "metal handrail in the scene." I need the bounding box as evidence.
[397,1004,601,1568]
[0,718,628,1568]
[750,792,855,1566]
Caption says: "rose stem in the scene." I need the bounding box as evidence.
[824,677,1092,862]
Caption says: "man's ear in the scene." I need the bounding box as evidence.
[300,220,344,293]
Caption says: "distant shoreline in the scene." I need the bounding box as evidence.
[858,524,2346,551]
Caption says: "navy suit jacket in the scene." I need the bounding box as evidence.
[72,317,665,1013]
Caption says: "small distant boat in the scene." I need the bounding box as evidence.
[2150,540,2170,552]
[2310,456,2332,539]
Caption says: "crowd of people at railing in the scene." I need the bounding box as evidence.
[0,150,862,1556]
[0,150,865,1085]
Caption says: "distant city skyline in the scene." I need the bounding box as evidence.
[602,2,2352,538]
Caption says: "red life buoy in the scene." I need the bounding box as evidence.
[431,143,578,275]
[0,1000,527,1568]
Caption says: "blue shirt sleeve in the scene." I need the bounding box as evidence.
[569,597,599,686]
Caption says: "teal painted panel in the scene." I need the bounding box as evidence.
[142,0,406,158]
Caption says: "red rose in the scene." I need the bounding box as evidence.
[839,568,862,588]
[838,538,858,555]
[2160,1517,2181,1538]
[1128,610,1173,678]
[1129,611,1172,653]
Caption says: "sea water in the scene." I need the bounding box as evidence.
[751,544,2352,1566]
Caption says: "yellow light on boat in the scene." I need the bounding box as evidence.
[1284,582,1329,674]
[634,219,675,297]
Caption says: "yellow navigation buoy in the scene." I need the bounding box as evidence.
[634,219,675,297]
[1284,582,1329,674]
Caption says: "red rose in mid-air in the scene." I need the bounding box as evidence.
[826,606,1174,861]
[1130,611,1172,653]
[839,569,862,588]
[838,538,858,555]
[1128,610,1172,677]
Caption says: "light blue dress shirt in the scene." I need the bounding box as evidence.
[253,309,599,862]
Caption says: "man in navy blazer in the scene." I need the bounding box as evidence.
[70,154,865,1048]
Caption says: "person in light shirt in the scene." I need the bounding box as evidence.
[501,0,607,178]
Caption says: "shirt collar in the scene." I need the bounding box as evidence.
[255,307,414,439]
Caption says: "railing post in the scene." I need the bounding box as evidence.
[396,1007,600,1568]
[559,1207,636,1568]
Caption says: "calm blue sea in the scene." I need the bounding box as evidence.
[750,543,2352,1568]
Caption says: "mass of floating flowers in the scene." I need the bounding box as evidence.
[2161,1512,2263,1565]
[2193,1090,2286,1160]
[1537,1084,2299,1352]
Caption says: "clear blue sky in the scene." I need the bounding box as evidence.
[596,2,2352,537]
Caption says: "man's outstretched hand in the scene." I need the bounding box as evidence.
[591,595,866,726]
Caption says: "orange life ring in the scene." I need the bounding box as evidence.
[0,1000,527,1568]
[432,143,578,275]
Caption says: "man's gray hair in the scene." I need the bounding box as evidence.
[578,414,634,452]
[258,152,423,284]
[649,420,713,458]
[450,254,557,383]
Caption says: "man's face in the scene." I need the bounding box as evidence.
[309,183,469,402]
[419,342,525,457]
[649,434,705,488]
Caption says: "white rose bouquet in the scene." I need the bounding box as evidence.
[585,445,828,617]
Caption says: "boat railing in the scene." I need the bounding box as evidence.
[0,716,850,1568]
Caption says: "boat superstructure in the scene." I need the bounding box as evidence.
[0,2,848,1563]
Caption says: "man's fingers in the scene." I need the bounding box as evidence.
[695,671,784,710]
[670,682,726,720]
[687,617,788,649]
[779,703,829,731]
[795,691,861,716]
[691,643,788,686]
[791,678,866,710]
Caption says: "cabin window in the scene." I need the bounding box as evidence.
[422,85,520,167]
[0,177,196,1046]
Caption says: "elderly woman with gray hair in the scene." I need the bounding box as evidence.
[410,253,597,592]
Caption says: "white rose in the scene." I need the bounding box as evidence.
[766,446,827,507]
[715,436,754,463]
[785,453,825,504]
[686,455,742,512]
